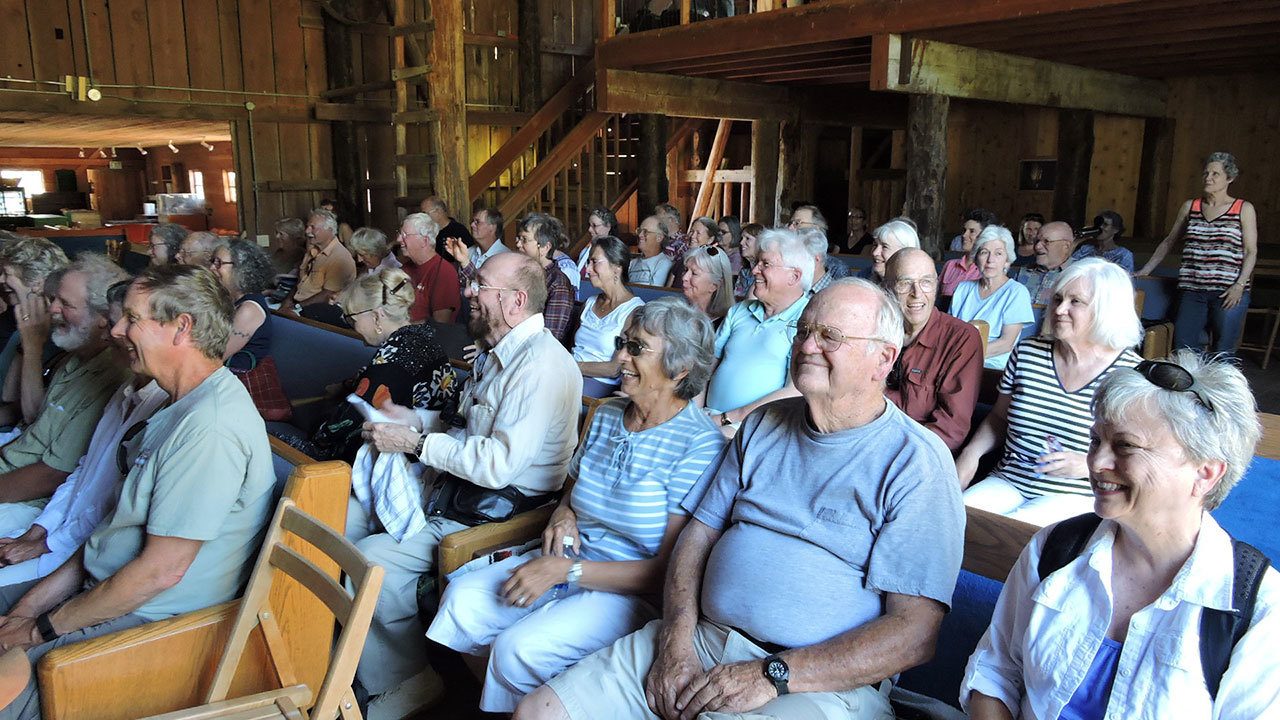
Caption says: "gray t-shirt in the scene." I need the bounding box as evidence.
[683,397,964,648]
[83,367,276,620]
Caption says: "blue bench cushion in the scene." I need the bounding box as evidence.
[269,314,376,400]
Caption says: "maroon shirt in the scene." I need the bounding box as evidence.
[405,254,460,323]
[885,310,983,451]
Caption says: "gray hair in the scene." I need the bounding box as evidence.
[509,253,548,315]
[970,225,1016,263]
[822,277,905,353]
[1042,258,1143,350]
[799,227,830,258]
[150,223,189,259]
[625,296,716,400]
[338,267,415,325]
[654,203,682,226]
[0,236,69,288]
[216,238,275,295]
[691,217,719,244]
[64,253,130,318]
[184,231,219,255]
[1093,350,1260,510]
[348,227,392,260]
[403,213,441,244]
[872,220,920,254]
[682,246,735,319]
[309,208,338,235]
[274,217,306,244]
[792,204,829,231]
[133,264,234,360]
[755,228,816,292]
[1205,151,1240,181]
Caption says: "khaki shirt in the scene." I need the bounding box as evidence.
[294,237,357,302]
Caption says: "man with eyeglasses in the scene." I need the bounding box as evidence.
[358,251,581,718]
[444,207,508,273]
[1015,220,1077,313]
[630,216,674,286]
[882,249,983,451]
[173,231,219,270]
[397,212,461,324]
[279,208,357,315]
[421,196,475,258]
[146,223,188,267]
[523,278,963,720]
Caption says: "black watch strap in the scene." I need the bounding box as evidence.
[36,611,60,643]
[762,653,790,696]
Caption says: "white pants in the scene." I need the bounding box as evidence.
[963,476,1096,527]
[427,552,658,712]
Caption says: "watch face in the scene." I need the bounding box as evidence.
[765,659,788,682]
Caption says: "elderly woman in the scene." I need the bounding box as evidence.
[1015,213,1045,265]
[629,215,674,286]
[668,216,719,288]
[426,297,726,713]
[210,238,290,421]
[573,236,644,397]
[716,215,743,276]
[577,206,618,282]
[286,268,458,463]
[349,227,402,277]
[941,208,998,297]
[961,351,1277,718]
[951,226,1035,369]
[680,245,735,329]
[514,213,575,343]
[147,223,189,267]
[1072,210,1134,274]
[1139,153,1258,356]
[863,219,920,282]
[734,222,763,299]
[956,259,1143,526]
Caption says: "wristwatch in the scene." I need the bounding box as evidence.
[36,611,60,643]
[566,561,584,585]
[762,653,790,696]
[719,413,733,427]
[414,432,428,458]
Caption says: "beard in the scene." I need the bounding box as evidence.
[466,303,493,351]
[51,317,93,351]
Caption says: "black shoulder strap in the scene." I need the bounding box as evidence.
[1199,539,1270,701]
[1036,513,1104,581]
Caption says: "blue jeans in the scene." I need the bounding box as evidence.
[1173,288,1251,356]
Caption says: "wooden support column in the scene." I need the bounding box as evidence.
[778,120,817,220]
[847,126,863,213]
[1054,109,1094,227]
[1134,116,1175,239]
[637,114,668,217]
[751,120,780,226]
[322,1,364,227]
[428,0,468,213]
[517,0,542,110]
[903,95,949,256]
[690,120,732,224]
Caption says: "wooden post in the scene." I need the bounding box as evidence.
[637,114,668,218]
[690,119,732,223]
[778,120,817,221]
[517,0,542,110]
[848,126,863,214]
[599,0,616,39]
[1134,116,1175,240]
[322,0,364,226]
[903,94,949,256]
[1054,109,1094,228]
[751,120,780,226]
[428,0,468,213]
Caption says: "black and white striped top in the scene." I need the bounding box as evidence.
[993,337,1141,499]
[1179,197,1247,292]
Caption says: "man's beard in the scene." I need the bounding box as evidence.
[51,318,92,351]
[466,303,492,351]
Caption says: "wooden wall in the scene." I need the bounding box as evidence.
[142,142,239,230]
[944,101,1056,232]
[0,147,116,195]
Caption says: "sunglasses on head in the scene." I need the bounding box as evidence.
[1134,360,1214,412]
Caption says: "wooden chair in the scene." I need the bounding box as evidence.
[37,460,353,720]
[140,498,384,720]
[969,319,989,358]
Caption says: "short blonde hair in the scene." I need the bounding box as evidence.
[338,268,415,325]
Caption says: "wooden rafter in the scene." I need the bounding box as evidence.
[689,120,732,224]
[597,69,794,121]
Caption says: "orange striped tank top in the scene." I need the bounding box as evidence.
[1179,197,1246,292]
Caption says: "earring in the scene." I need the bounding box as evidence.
[375,319,383,335]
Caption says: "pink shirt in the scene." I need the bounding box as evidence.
[940,256,981,296]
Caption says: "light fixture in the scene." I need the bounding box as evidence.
[77,148,85,158]
[200,139,214,152]
[137,145,148,156]
[110,147,117,158]
[96,148,107,158]
[168,141,179,154]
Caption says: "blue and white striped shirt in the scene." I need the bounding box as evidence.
[569,398,726,562]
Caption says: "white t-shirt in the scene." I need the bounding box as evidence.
[572,296,645,384]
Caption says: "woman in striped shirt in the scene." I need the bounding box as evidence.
[1137,152,1258,355]
[426,297,726,713]
[956,259,1143,527]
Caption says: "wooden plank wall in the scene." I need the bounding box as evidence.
[1085,114,1145,230]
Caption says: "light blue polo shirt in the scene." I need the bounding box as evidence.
[706,295,808,412]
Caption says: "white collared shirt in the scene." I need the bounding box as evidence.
[33,379,169,574]
[469,239,510,270]
[961,514,1280,719]
[418,314,582,494]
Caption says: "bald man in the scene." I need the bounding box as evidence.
[1014,220,1076,312]
[882,249,983,450]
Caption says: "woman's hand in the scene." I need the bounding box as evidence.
[542,505,580,557]
[1036,450,1089,478]
[374,398,421,428]
[500,554,571,608]
[1220,282,1246,309]
[15,294,50,348]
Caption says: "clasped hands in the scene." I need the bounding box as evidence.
[644,627,777,720]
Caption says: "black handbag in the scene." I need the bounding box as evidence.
[425,472,556,527]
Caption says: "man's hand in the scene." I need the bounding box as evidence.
[361,422,421,455]
[444,237,471,266]
[0,615,41,652]
[15,294,50,347]
[675,659,776,720]
[0,537,49,567]
[644,627,704,720]
[500,554,571,608]
[461,343,481,363]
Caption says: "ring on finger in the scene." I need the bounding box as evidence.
[517,596,527,606]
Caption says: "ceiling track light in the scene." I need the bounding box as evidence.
[168,141,179,154]
[96,148,107,158]
[200,139,215,152]
[137,145,148,155]
[77,148,86,158]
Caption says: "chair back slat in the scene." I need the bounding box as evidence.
[268,543,355,620]
[279,507,374,588]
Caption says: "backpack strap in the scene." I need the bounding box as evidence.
[1199,539,1270,701]
[1036,513,1104,581]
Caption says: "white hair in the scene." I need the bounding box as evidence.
[823,277,905,353]
[970,225,1016,263]
[756,228,816,292]
[873,220,920,252]
[799,227,829,258]
[403,212,440,242]
[1042,258,1143,350]
[309,208,338,234]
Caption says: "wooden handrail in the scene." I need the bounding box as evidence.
[496,111,613,221]
[469,60,597,202]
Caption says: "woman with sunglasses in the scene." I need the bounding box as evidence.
[574,236,644,398]
[279,269,458,463]
[962,351,1277,719]
[427,297,725,713]
[956,259,1143,526]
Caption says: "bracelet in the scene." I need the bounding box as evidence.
[35,611,60,643]
[719,413,733,427]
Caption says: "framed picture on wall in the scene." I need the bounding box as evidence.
[1019,159,1057,191]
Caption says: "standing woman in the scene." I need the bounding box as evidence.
[211,238,291,421]
[573,236,644,398]
[1138,152,1257,355]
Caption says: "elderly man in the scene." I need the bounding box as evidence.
[0,255,132,536]
[656,203,690,263]
[883,249,983,451]
[0,279,169,585]
[0,265,275,720]
[445,207,508,272]
[1015,220,1075,313]
[704,228,812,432]
[146,223,188,266]
[282,208,357,312]
[795,221,848,296]
[519,278,964,720]
[631,215,675,286]
[173,230,219,268]
[0,237,69,428]
[359,251,581,717]
[421,196,474,257]
[397,212,461,324]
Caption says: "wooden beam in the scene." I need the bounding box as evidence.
[428,0,468,214]
[1134,116,1175,239]
[465,31,518,49]
[682,168,754,183]
[315,102,391,123]
[689,120,732,223]
[391,64,432,81]
[392,20,436,36]
[321,79,397,100]
[869,34,1168,117]
[639,114,668,218]
[392,109,439,124]
[1054,109,1094,227]
[903,94,949,256]
[597,69,795,122]
[322,0,365,228]
[518,0,542,111]
[465,109,533,126]
[255,179,338,192]
[751,120,781,226]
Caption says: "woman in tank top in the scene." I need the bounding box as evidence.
[1138,152,1258,355]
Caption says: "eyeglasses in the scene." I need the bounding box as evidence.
[1133,360,1215,412]
[613,335,653,356]
[891,277,937,295]
[789,220,817,229]
[638,228,662,238]
[341,279,406,325]
[794,321,884,352]
[116,419,149,475]
[210,257,234,271]
[467,280,515,296]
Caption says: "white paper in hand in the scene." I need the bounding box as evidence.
[347,394,395,424]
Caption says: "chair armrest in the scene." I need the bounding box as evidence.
[437,506,556,580]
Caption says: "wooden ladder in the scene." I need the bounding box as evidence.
[391,0,438,205]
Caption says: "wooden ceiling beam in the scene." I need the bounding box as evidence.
[596,68,797,121]
[921,0,1231,44]
[1052,39,1280,67]
[724,64,872,83]
[870,34,1167,117]
[793,89,907,128]
[661,48,871,77]
[636,40,869,73]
